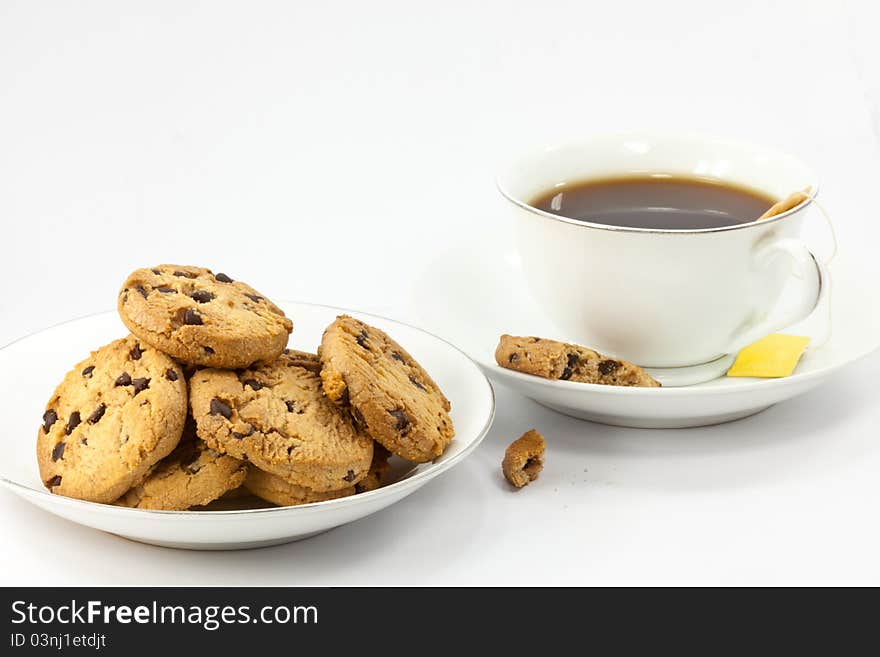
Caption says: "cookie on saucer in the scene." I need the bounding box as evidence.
[319,315,454,463]
[117,265,292,369]
[189,352,373,492]
[116,419,247,510]
[495,335,660,387]
[355,444,392,493]
[36,335,187,503]
[244,466,355,506]
[281,349,322,374]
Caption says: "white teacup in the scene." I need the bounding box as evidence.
[498,132,827,370]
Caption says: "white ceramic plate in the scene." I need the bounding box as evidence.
[411,237,880,428]
[0,303,494,550]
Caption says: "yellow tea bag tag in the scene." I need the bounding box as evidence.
[727,334,810,378]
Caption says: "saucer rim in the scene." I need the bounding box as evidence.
[480,346,876,396]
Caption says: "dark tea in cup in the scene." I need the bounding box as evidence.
[529,175,777,230]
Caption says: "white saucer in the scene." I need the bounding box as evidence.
[0,303,495,550]
[411,238,879,428]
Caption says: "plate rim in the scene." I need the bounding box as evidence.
[0,301,496,517]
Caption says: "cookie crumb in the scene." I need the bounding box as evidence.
[502,429,545,488]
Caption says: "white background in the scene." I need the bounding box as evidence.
[2,0,879,585]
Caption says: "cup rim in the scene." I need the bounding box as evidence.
[496,131,820,235]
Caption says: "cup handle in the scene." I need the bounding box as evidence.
[725,238,828,354]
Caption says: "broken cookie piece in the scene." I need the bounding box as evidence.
[502,429,546,488]
[495,335,660,387]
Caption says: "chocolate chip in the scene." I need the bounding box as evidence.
[51,442,65,461]
[232,425,254,439]
[157,286,176,294]
[204,346,215,354]
[243,379,263,391]
[285,400,296,413]
[210,398,232,419]
[135,285,148,298]
[287,445,296,456]
[151,268,161,275]
[389,409,410,433]
[183,309,203,325]
[409,375,426,391]
[87,403,106,424]
[598,359,620,376]
[191,290,214,303]
[215,272,233,283]
[46,475,62,488]
[173,270,197,278]
[343,469,356,482]
[65,411,81,435]
[356,330,369,348]
[351,407,367,431]
[129,344,143,360]
[115,372,132,387]
[508,353,519,363]
[132,378,150,394]
[42,409,58,433]
[81,365,95,377]
[165,369,179,381]
[391,352,405,363]
[244,293,262,303]
[560,353,579,381]
[80,437,88,445]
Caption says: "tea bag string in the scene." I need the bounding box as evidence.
[809,195,838,265]
[806,193,836,350]
[760,187,838,265]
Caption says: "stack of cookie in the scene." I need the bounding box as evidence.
[36,265,455,510]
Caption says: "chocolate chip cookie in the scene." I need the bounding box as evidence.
[189,352,373,491]
[319,316,454,463]
[37,335,187,503]
[495,335,661,387]
[116,434,247,510]
[354,443,392,493]
[502,429,545,488]
[281,349,322,374]
[118,265,292,369]
[244,466,355,506]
